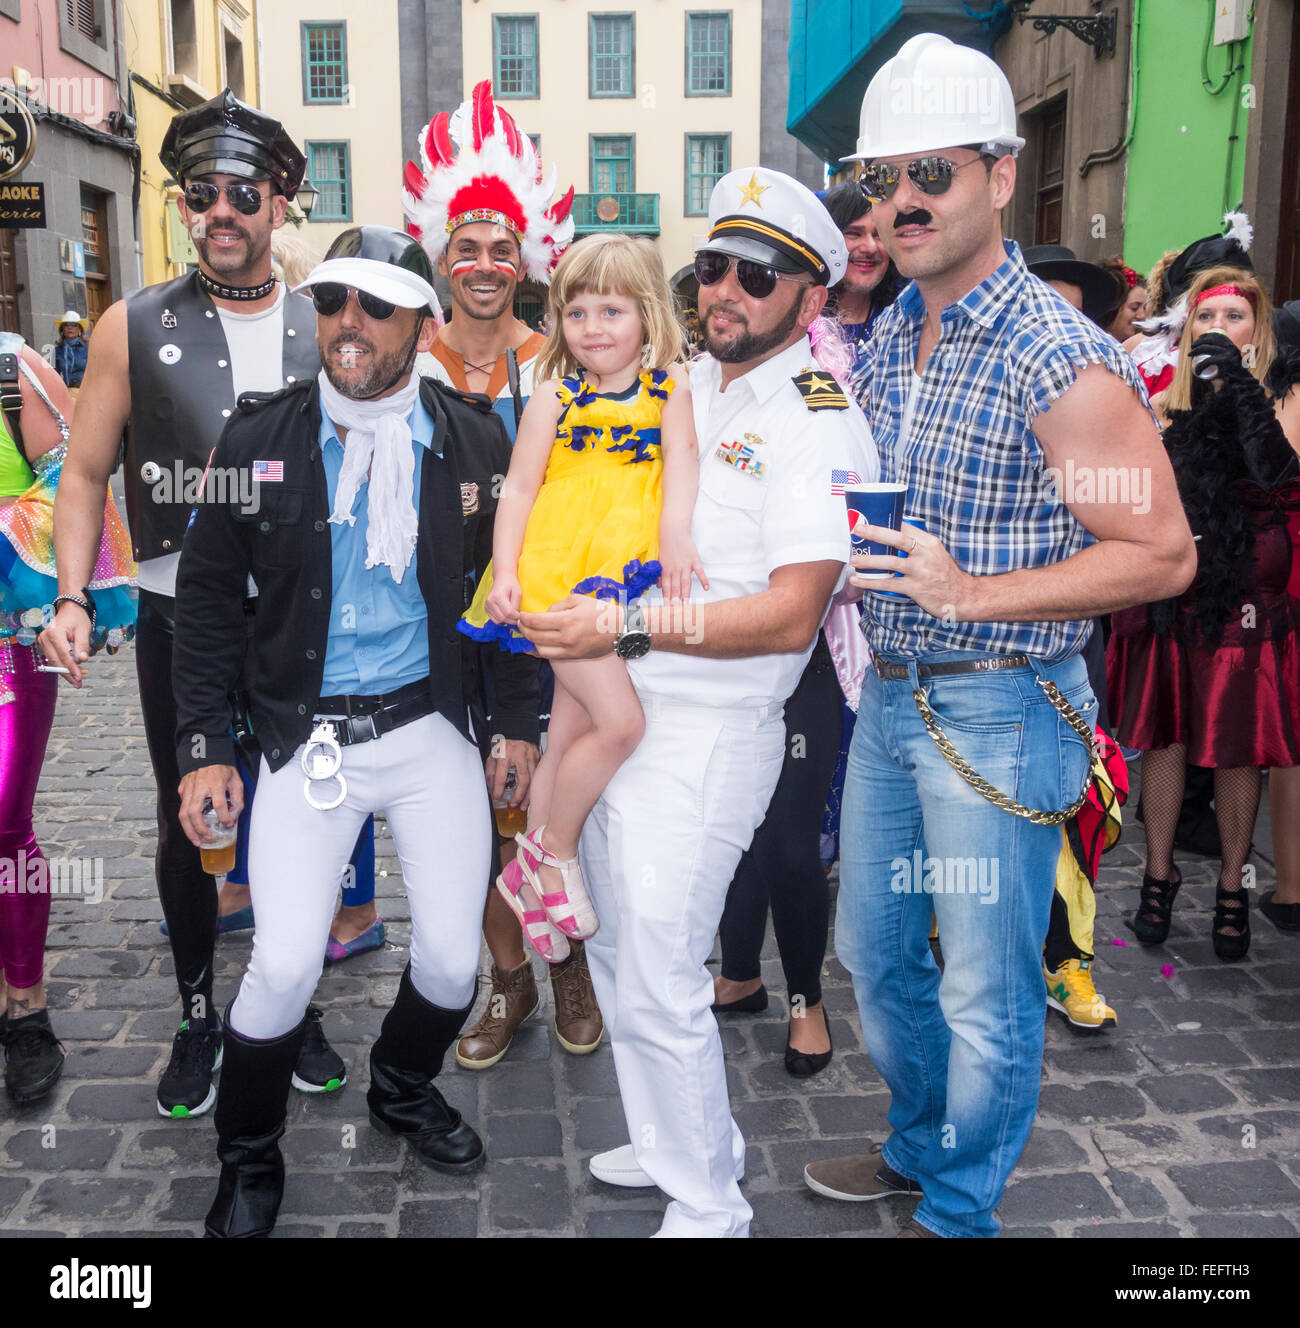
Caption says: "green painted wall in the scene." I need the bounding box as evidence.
[1122,0,1253,280]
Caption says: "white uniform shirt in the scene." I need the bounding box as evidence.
[629,336,879,708]
[136,288,288,598]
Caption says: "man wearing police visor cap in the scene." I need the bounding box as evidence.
[42,88,351,1125]
[171,225,538,1238]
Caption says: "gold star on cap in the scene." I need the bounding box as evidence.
[737,172,771,208]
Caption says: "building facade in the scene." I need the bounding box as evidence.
[1,0,137,349]
[399,0,822,316]
[257,1,407,260]
[124,0,263,289]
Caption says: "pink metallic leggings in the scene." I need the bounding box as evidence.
[0,645,57,989]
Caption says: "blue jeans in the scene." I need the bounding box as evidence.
[837,649,1095,1237]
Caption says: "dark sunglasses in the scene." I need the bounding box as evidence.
[310,282,399,321]
[183,181,268,216]
[858,155,990,203]
[694,251,808,300]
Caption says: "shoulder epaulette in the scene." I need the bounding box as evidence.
[428,377,494,414]
[792,369,849,411]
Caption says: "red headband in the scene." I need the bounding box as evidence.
[1120,264,1141,289]
[1192,283,1256,309]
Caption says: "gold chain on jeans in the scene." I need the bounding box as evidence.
[911,679,1095,826]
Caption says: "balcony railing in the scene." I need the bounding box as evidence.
[571,193,660,235]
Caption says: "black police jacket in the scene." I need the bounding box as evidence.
[172,375,539,776]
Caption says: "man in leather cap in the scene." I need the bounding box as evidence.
[40,89,354,1118]
[172,226,536,1237]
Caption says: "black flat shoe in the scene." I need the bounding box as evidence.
[1212,885,1250,962]
[785,1006,832,1079]
[711,984,768,1014]
[1260,891,1300,932]
[1131,868,1181,945]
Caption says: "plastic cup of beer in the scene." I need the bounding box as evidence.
[493,767,527,839]
[200,799,238,875]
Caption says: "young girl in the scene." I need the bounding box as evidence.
[459,233,705,961]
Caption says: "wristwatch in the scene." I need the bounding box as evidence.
[613,600,651,660]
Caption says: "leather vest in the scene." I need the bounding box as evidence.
[123,271,320,560]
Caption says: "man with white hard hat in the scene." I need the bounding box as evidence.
[804,34,1196,1236]
[521,166,877,1236]
[172,224,538,1237]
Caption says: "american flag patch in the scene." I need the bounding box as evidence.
[830,469,862,496]
[252,460,283,483]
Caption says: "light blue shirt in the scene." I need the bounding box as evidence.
[320,398,436,695]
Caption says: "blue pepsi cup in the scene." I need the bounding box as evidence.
[845,482,907,578]
[871,515,927,599]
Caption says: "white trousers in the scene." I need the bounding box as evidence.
[230,712,492,1040]
[580,694,785,1237]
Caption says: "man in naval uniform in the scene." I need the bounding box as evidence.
[521,167,879,1236]
[41,90,345,1118]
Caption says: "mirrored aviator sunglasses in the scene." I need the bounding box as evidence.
[310,282,399,321]
[693,251,790,299]
[183,181,267,216]
[859,156,986,203]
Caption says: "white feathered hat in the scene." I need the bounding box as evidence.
[402,81,574,284]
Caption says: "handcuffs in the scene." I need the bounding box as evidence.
[301,720,347,810]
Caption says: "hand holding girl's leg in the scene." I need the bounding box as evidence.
[521,655,644,937]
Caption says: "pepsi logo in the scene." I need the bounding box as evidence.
[847,508,872,541]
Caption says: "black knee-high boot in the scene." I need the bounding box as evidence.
[367,966,483,1174]
[205,1009,308,1238]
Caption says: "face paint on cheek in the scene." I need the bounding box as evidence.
[493,258,519,279]
[449,259,478,279]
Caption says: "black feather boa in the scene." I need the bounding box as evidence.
[1152,362,1287,647]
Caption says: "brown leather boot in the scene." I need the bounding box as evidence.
[550,940,603,1055]
[454,961,539,1069]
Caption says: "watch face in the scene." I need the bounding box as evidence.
[615,632,651,661]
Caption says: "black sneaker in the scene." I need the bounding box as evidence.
[291,1006,346,1094]
[157,1014,223,1118]
[3,1010,65,1103]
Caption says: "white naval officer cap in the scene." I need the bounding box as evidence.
[700,167,847,288]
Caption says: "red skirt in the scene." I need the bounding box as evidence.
[1107,610,1300,768]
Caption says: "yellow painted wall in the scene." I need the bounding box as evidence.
[126,1,263,288]
[461,0,762,282]
[257,2,405,261]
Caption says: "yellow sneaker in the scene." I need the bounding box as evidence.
[1044,959,1117,1031]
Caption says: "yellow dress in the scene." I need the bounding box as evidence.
[460,368,672,653]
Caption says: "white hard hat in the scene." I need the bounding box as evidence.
[843,33,1024,164]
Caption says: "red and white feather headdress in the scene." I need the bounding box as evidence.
[402,81,574,284]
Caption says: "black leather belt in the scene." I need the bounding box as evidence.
[314,678,433,746]
[874,654,1030,682]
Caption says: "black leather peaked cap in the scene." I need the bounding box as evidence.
[324,226,436,285]
[1164,233,1253,305]
[160,88,306,195]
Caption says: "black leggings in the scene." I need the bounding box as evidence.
[718,635,842,1007]
[136,590,218,1021]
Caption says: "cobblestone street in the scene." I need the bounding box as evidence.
[2,646,1298,1239]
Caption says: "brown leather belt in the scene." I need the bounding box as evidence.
[874,653,1031,682]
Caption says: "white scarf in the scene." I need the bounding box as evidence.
[319,369,422,582]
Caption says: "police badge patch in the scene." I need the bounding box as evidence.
[460,481,480,515]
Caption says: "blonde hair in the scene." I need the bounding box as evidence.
[1143,249,1181,319]
[271,228,324,287]
[1154,265,1275,416]
[535,233,685,383]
